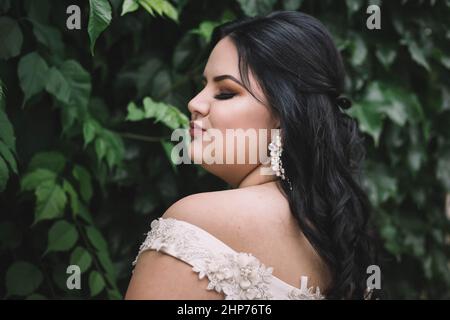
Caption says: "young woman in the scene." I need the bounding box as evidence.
[126,10,376,300]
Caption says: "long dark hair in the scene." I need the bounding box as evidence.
[209,11,377,299]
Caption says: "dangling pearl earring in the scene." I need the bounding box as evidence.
[268,131,293,191]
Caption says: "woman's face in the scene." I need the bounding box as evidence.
[187,36,279,187]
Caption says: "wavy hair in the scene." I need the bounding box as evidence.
[209,10,377,299]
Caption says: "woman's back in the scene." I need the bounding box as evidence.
[127,181,331,299]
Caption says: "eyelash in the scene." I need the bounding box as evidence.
[214,92,236,100]
[200,82,236,100]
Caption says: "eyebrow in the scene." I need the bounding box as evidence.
[201,74,244,88]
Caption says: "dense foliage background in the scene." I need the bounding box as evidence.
[0,0,449,299]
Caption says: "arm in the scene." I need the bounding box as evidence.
[125,247,224,300]
[125,194,227,300]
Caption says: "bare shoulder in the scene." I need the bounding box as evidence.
[126,184,288,300]
[162,182,296,253]
[163,183,332,291]
[126,182,331,299]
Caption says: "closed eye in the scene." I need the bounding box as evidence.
[215,92,236,100]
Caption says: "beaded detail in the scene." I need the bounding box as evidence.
[132,217,324,300]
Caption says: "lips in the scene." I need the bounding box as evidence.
[190,121,205,131]
[189,121,206,137]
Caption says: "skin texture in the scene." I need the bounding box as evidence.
[125,36,331,300]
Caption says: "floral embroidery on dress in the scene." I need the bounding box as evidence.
[132,217,325,300]
[288,285,323,300]
[193,252,274,300]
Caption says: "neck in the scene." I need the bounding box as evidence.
[236,163,278,189]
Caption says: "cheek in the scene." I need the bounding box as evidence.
[204,97,274,165]
[209,97,273,131]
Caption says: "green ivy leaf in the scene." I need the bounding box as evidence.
[18,52,49,104]
[77,203,94,224]
[85,225,108,252]
[188,21,219,43]
[72,165,93,202]
[376,46,397,69]
[28,151,66,174]
[89,270,105,296]
[403,37,430,71]
[126,97,189,130]
[95,137,107,162]
[138,0,179,22]
[83,120,97,146]
[348,101,384,146]
[107,289,123,300]
[236,0,277,16]
[125,101,144,121]
[6,262,43,297]
[350,34,368,67]
[62,179,80,215]
[45,220,78,254]
[98,251,117,281]
[46,60,91,109]
[0,17,23,60]
[363,163,398,206]
[30,20,64,55]
[88,0,112,56]
[35,180,67,224]
[45,67,71,104]
[0,107,16,152]
[121,0,139,16]
[0,140,17,174]
[0,155,8,192]
[20,168,56,192]
[70,246,92,273]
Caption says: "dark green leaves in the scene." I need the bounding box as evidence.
[85,225,108,252]
[0,156,8,192]
[89,270,105,296]
[46,60,92,108]
[45,220,79,254]
[121,0,139,15]
[72,165,93,202]
[0,17,23,59]
[82,117,125,168]
[0,95,17,191]
[349,81,425,145]
[88,0,112,55]
[126,97,189,130]
[18,52,49,104]
[35,180,67,224]
[137,0,179,22]
[28,151,66,174]
[0,104,16,151]
[20,152,69,224]
[236,0,277,16]
[70,246,93,273]
[6,262,43,297]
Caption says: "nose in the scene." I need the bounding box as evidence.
[187,91,209,120]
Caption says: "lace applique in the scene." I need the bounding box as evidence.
[193,252,274,300]
[132,217,325,300]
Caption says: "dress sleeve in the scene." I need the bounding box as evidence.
[131,217,277,300]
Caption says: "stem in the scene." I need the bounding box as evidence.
[119,132,169,143]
